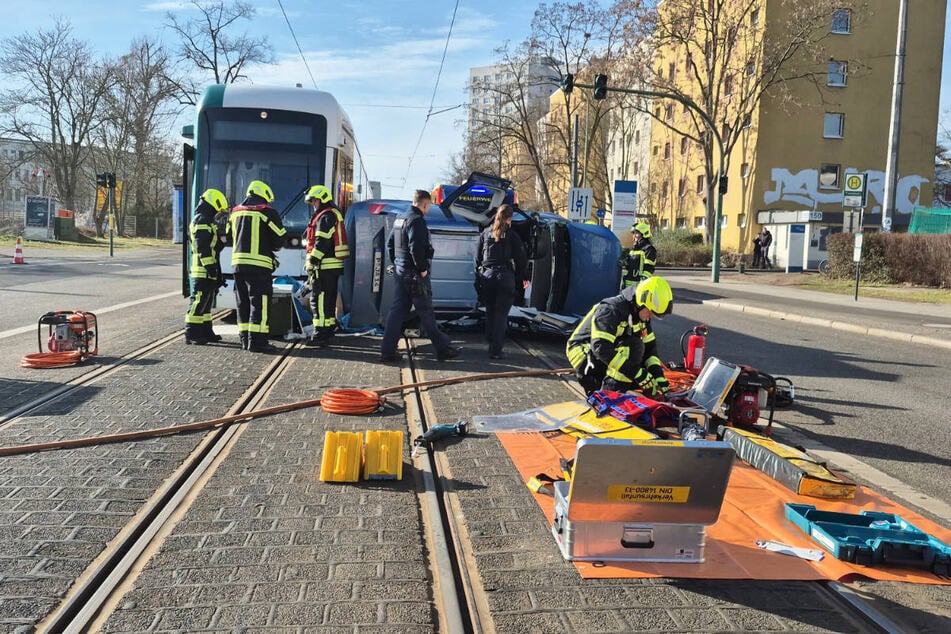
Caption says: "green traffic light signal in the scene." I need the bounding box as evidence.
[593,74,608,100]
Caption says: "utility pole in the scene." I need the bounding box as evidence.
[882,0,908,233]
[571,114,580,188]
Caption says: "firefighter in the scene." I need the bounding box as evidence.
[185,188,228,345]
[228,180,286,352]
[303,184,349,346]
[566,276,674,397]
[621,222,657,289]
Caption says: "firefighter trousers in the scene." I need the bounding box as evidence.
[234,267,273,344]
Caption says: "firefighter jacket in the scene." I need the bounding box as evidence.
[566,285,662,383]
[476,228,529,282]
[622,237,656,288]
[189,201,221,280]
[228,197,286,271]
[305,205,349,271]
[387,206,434,275]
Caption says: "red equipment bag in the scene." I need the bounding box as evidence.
[586,390,678,430]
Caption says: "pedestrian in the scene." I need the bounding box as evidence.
[565,276,674,397]
[185,188,228,345]
[475,204,528,359]
[621,222,657,289]
[303,184,349,347]
[760,227,773,269]
[379,189,461,362]
[228,180,286,352]
[751,233,762,268]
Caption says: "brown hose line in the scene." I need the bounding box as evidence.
[0,367,573,457]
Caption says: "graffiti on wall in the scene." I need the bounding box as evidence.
[764,168,928,214]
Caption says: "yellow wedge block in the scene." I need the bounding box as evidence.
[363,430,404,481]
[319,431,363,482]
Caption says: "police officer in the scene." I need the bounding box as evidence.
[566,276,674,397]
[475,203,528,359]
[228,180,286,352]
[303,184,349,347]
[621,222,657,289]
[379,189,460,362]
[185,188,228,345]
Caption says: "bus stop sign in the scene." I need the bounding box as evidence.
[843,173,867,208]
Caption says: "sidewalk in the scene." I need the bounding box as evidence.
[666,270,951,351]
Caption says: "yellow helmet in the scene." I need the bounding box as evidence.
[635,276,673,316]
[200,188,228,212]
[305,184,332,204]
[632,221,651,239]
[246,180,274,203]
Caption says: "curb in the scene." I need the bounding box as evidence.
[701,300,951,351]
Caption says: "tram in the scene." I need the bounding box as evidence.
[181,84,369,305]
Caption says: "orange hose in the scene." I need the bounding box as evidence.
[320,388,386,415]
[20,351,85,369]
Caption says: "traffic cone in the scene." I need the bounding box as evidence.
[12,237,25,264]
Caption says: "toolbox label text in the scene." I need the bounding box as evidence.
[607,485,690,503]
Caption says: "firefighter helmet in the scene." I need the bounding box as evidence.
[200,188,228,212]
[246,180,274,203]
[635,276,673,316]
[631,222,652,239]
[305,184,332,204]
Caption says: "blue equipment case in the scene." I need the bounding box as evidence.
[785,503,951,576]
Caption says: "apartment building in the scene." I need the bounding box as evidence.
[643,1,944,267]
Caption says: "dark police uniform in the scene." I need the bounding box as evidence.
[476,226,528,358]
[228,194,286,351]
[184,200,223,343]
[379,205,454,359]
[565,285,668,396]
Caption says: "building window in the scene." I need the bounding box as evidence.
[751,8,760,26]
[677,216,687,229]
[662,181,669,199]
[832,9,851,34]
[746,61,755,77]
[725,74,733,96]
[664,142,671,159]
[721,123,732,145]
[668,62,676,81]
[655,106,662,119]
[633,161,639,175]
[696,175,705,194]
[694,215,705,229]
[665,104,673,121]
[678,178,686,198]
[819,163,840,189]
[721,215,728,228]
[739,212,747,228]
[653,145,659,156]
[680,137,688,155]
[741,162,750,179]
[661,218,670,229]
[823,113,845,138]
[827,61,847,86]
[742,114,752,129]
[634,130,640,144]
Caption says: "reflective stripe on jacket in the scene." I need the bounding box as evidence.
[229,203,286,269]
[189,204,219,279]
[306,206,349,270]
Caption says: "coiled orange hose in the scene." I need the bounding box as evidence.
[320,388,386,414]
[20,351,85,369]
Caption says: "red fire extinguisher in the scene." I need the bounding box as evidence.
[683,325,709,376]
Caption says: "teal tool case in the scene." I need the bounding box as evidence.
[785,503,951,575]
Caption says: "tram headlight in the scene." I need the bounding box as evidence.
[260,111,268,119]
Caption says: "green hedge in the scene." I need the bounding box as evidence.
[826,232,951,288]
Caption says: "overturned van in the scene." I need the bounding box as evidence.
[340,173,621,335]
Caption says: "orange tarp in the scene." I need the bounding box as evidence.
[497,431,951,583]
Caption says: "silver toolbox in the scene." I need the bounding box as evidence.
[551,439,735,563]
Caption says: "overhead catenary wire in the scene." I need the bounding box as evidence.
[276,0,319,90]
[400,0,461,192]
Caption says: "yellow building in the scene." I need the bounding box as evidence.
[645,1,944,267]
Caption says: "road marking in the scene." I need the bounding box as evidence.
[0,291,181,340]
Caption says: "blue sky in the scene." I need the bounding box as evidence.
[1,1,950,199]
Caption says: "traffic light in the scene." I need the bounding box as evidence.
[561,72,574,94]
[96,173,107,187]
[106,173,116,188]
[593,74,608,100]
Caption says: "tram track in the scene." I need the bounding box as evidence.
[33,343,300,633]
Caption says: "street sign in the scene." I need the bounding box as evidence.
[596,208,606,218]
[843,173,867,208]
[612,180,638,214]
[852,232,864,263]
[567,187,593,222]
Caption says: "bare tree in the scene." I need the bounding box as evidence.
[93,38,182,235]
[0,19,115,215]
[165,0,274,104]
[634,0,861,243]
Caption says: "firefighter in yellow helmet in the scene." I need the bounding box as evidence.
[621,221,656,289]
[303,184,350,346]
[228,180,286,352]
[185,188,228,345]
[566,276,674,397]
